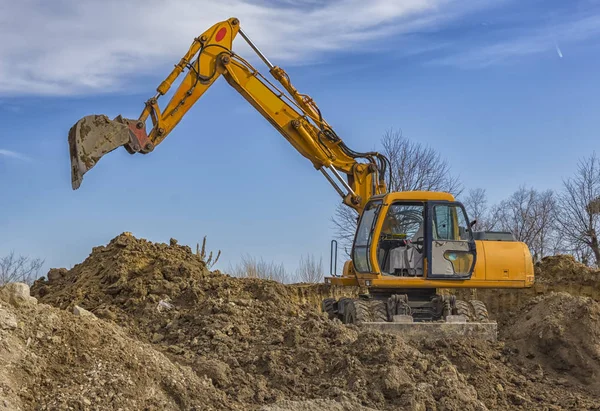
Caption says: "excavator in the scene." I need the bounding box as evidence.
[68,18,534,341]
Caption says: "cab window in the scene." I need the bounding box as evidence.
[352,201,381,273]
[432,204,471,241]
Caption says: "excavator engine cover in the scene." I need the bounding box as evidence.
[68,114,146,189]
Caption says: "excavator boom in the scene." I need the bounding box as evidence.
[68,17,388,212]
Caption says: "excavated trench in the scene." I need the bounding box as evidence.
[0,233,599,410]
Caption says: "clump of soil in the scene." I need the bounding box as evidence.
[503,292,600,389]
[0,285,227,410]
[32,234,342,341]
[13,232,599,410]
[453,254,600,329]
[417,338,596,410]
[535,255,600,286]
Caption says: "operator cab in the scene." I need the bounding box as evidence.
[352,193,476,280]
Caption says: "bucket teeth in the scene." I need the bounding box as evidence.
[68,114,131,190]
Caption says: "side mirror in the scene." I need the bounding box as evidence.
[468,220,477,229]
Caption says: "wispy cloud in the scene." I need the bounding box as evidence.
[431,12,600,68]
[555,43,564,59]
[0,149,31,161]
[1,1,598,95]
[0,0,494,96]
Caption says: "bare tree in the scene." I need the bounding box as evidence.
[0,252,44,286]
[331,205,360,257]
[493,186,557,261]
[532,190,558,259]
[228,255,289,283]
[571,243,595,266]
[555,153,600,266]
[461,188,496,231]
[295,254,324,283]
[332,128,463,253]
[381,129,463,195]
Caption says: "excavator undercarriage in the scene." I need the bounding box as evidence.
[322,291,497,342]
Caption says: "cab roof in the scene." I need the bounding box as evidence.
[373,191,456,203]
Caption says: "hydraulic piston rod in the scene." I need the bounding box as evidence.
[238,28,274,69]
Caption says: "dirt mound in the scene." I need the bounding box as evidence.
[535,255,600,286]
[32,234,346,340]
[416,337,598,410]
[0,284,226,410]
[503,292,600,389]
[452,254,600,328]
[30,233,489,410]
[21,233,600,410]
[260,399,377,411]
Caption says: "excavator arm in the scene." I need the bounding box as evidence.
[68,17,389,212]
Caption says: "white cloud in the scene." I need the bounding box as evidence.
[3,1,597,95]
[431,13,600,68]
[0,149,31,161]
[0,0,490,96]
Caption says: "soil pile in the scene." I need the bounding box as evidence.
[454,254,600,327]
[29,233,487,410]
[503,292,600,390]
[535,255,600,286]
[2,232,593,410]
[0,284,226,410]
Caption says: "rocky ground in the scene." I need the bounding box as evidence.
[0,233,598,410]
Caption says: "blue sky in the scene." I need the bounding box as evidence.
[1,0,599,277]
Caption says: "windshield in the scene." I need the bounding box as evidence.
[353,201,381,273]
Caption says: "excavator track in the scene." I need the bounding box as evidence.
[325,295,497,341]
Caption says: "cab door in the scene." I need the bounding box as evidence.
[426,202,476,279]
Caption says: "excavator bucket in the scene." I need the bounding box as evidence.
[68,114,146,190]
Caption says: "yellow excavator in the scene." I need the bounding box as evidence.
[68,18,534,340]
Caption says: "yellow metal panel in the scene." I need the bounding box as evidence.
[383,191,455,203]
[245,77,285,114]
[480,240,531,281]
[327,276,530,289]
[471,241,487,281]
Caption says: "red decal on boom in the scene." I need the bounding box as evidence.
[215,27,227,42]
